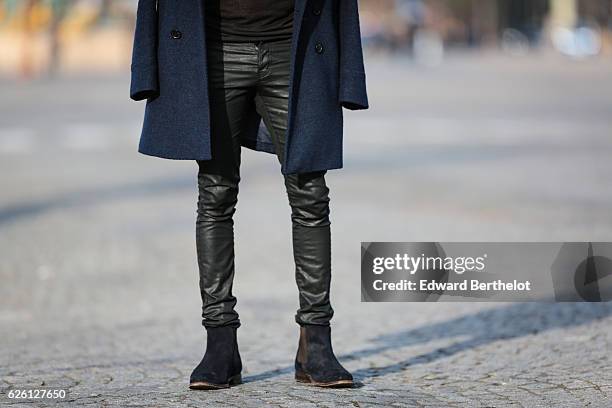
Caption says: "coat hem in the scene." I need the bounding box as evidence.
[137,138,278,161]
[138,147,211,161]
[138,144,344,176]
[240,138,276,155]
[282,162,344,176]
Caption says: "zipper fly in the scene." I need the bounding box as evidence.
[255,41,270,79]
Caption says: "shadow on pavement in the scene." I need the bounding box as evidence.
[244,302,612,383]
[0,176,193,226]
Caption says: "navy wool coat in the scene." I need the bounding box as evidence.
[130,0,369,175]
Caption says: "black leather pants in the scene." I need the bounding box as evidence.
[196,38,334,328]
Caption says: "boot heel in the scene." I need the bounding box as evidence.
[295,370,311,383]
[229,374,242,385]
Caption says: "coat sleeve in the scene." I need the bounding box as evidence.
[130,0,159,101]
[338,0,369,110]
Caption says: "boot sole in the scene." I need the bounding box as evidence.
[295,371,354,388]
[189,374,242,390]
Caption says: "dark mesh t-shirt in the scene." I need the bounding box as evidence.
[206,0,295,42]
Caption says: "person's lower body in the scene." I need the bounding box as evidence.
[189,38,352,389]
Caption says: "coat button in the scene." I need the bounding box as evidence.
[315,42,324,54]
[313,8,321,16]
[170,29,182,39]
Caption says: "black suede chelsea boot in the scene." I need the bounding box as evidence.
[295,325,354,388]
[189,326,242,390]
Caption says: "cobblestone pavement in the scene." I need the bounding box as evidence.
[1,53,612,407]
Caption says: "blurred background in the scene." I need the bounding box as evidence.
[1,0,612,76]
[1,0,612,406]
